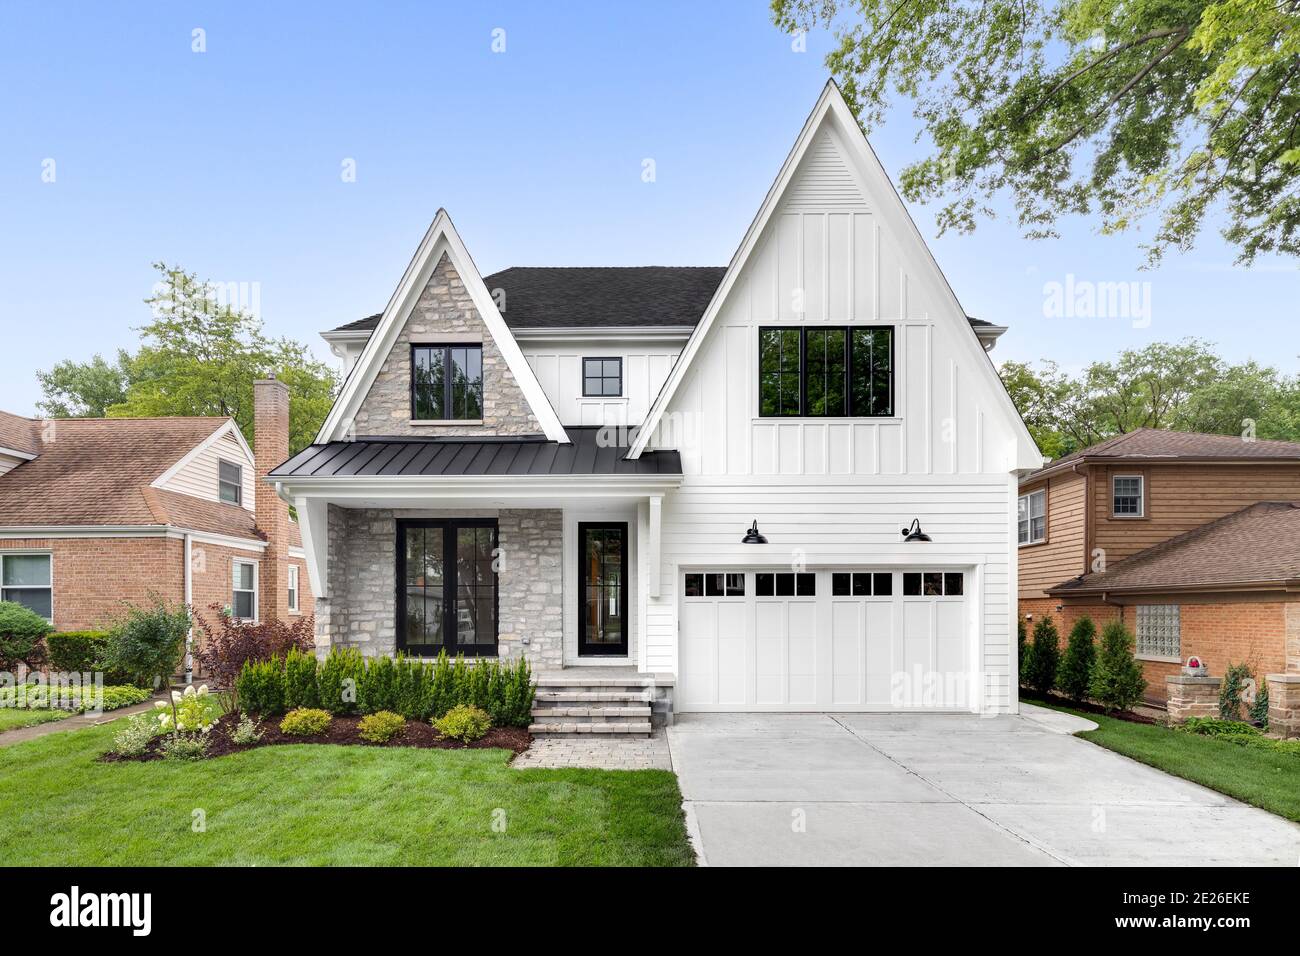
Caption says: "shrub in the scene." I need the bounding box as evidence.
[231,712,264,745]
[1250,680,1270,729]
[394,656,435,720]
[96,685,152,711]
[1025,616,1060,696]
[1016,616,1030,686]
[358,710,406,743]
[1182,716,1260,737]
[46,631,112,673]
[283,647,320,710]
[104,598,190,688]
[194,605,313,707]
[155,684,221,736]
[236,656,285,716]
[159,734,209,761]
[0,681,149,713]
[318,647,364,715]
[360,654,399,714]
[1057,617,1097,703]
[280,707,332,737]
[0,600,53,670]
[1218,662,1253,720]
[433,703,491,743]
[111,713,156,757]
[1089,621,1148,712]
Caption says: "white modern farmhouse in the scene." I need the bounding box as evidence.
[268,81,1041,732]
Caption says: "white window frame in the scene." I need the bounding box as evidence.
[1112,474,1145,518]
[1018,489,1047,545]
[287,565,300,614]
[219,459,243,506]
[1135,604,1180,662]
[232,559,258,622]
[0,551,53,623]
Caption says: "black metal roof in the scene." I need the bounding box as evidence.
[268,426,682,479]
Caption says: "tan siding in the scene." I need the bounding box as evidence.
[1092,463,1300,565]
[1018,471,1087,600]
[159,430,255,510]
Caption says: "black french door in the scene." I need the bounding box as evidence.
[578,522,628,657]
[396,518,498,657]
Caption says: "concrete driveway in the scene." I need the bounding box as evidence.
[667,709,1300,866]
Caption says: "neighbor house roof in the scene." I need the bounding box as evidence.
[330,266,997,335]
[0,416,265,541]
[270,425,682,479]
[1023,428,1300,485]
[1048,501,1300,595]
[0,411,39,457]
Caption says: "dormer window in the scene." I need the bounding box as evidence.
[218,460,242,505]
[412,344,483,421]
[582,357,623,397]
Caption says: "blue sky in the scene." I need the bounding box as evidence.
[1,0,1295,416]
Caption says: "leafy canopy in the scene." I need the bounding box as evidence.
[773,0,1300,263]
[36,263,338,455]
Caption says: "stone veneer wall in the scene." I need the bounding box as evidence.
[315,507,564,670]
[349,253,542,438]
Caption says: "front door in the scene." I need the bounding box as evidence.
[578,522,628,657]
[396,518,498,657]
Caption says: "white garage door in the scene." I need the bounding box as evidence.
[678,569,972,712]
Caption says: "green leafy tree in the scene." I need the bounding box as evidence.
[0,601,53,670]
[1017,615,1033,686]
[773,0,1300,264]
[1089,620,1148,711]
[36,264,338,455]
[1027,616,1061,695]
[1058,616,1098,702]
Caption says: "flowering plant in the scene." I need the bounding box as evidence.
[155,684,221,736]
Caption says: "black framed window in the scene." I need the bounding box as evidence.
[582,357,623,397]
[579,523,628,656]
[755,572,815,597]
[218,460,242,505]
[903,571,964,597]
[411,344,483,420]
[831,571,894,597]
[759,326,893,417]
[397,518,497,656]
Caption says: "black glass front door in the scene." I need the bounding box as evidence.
[397,519,497,656]
[578,522,628,657]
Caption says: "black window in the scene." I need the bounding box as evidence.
[397,519,497,656]
[759,326,893,417]
[833,572,893,597]
[218,460,242,505]
[903,571,964,597]
[583,357,623,397]
[411,345,483,421]
[756,572,814,596]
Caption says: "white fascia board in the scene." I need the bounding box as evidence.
[275,474,682,501]
[0,524,266,551]
[0,446,37,461]
[316,210,569,444]
[150,419,252,489]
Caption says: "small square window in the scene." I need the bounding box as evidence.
[582,357,622,397]
[873,573,892,596]
[923,572,943,596]
[903,573,922,596]
[705,573,724,597]
[851,573,871,596]
[219,460,242,505]
[1136,604,1180,659]
[943,572,964,596]
[832,572,850,596]
[796,573,815,596]
[725,573,745,597]
[684,573,703,597]
[775,574,795,597]
[756,573,775,597]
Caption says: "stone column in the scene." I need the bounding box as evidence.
[1165,675,1221,723]
[1266,674,1300,739]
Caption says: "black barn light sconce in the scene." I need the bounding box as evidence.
[741,520,768,544]
[901,518,931,542]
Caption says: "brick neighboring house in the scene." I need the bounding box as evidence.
[0,379,313,651]
[1017,429,1300,701]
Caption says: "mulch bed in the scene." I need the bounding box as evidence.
[1020,691,1158,725]
[100,715,531,763]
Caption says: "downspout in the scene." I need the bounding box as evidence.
[184,532,193,685]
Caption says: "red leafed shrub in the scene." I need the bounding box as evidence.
[195,605,314,693]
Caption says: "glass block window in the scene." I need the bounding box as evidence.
[1136,604,1180,659]
[1113,475,1144,517]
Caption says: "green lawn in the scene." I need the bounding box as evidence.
[0,708,71,733]
[1041,702,1300,823]
[0,722,694,866]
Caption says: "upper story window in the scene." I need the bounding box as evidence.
[758,326,893,418]
[411,344,483,421]
[582,357,623,397]
[1018,489,1046,545]
[1112,475,1144,517]
[218,460,242,505]
[1,553,52,621]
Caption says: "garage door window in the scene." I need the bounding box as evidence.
[903,571,964,596]
[684,572,745,598]
[831,572,893,596]
[755,572,815,596]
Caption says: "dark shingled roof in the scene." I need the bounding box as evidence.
[1024,428,1300,484]
[329,266,996,334]
[1049,501,1300,594]
[269,426,682,479]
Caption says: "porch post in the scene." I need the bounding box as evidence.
[294,495,330,598]
[648,494,662,598]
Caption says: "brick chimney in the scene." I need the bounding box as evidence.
[253,377,291,623]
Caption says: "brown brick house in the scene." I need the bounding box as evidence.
[0,379,312,652]
[1017,429,1300,701]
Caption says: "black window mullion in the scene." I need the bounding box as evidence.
[798,327,807,416]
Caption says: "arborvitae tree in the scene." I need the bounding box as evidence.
[1058,616,1098,703]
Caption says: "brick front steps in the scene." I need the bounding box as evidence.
[529,673,674,738]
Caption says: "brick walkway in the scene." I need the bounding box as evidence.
[512,729,673,770]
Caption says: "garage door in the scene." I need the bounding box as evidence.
[678,569,972,712]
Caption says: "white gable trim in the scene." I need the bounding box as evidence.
[150,419,253,489]
[628,81,1039,470]
[317,210,569,444]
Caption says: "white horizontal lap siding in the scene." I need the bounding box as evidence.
[524,344,681,427]
[159,430,255,510]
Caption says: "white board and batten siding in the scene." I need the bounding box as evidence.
[524,345,680,428]
[157,429,256,511]
[642,123,1024,713]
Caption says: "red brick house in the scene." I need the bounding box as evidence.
[0,379,312,646]
[1017,429,1300,701]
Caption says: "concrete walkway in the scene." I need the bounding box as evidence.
[667,712,1300,867]
[0,699,157,748]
